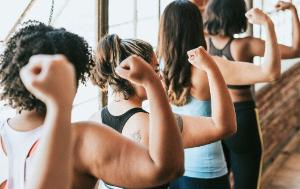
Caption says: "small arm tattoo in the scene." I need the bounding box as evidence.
[174,113,183,132]
[130,130,142,143]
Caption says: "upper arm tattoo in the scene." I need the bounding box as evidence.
[130,130,142,143]
[174,114,183,133]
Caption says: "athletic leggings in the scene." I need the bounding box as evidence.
[222,100,263,189]
[169,174,230,189]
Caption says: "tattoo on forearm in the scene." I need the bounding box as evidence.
[174,114,183,132]
[131,130,142,143]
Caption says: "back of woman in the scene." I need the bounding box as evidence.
[157,1,230,188]
[204,0,300,188]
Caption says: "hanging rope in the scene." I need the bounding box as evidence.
[48,0,55,25]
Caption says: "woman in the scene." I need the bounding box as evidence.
[204,0,300,188]
[157,1,280,189]
[90,34,236,188]
[0,21,184,189]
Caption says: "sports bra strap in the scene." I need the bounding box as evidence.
[27,140,39,158]
[101,107,148,133]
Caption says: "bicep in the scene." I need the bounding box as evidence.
[213,56,270,85]
[181,115,224,148]
[74,123,163,188]
[249,38,296,59]
[248,37,265,57]
[279,44,298,59]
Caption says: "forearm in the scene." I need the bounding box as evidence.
[144,77,184,174]
[26,103,72,189]
[206,64,236,135]
[291,6,300,55]
[262,19,281,80]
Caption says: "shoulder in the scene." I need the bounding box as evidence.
[124,111,149,131]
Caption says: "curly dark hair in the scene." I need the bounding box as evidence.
[0,21,94,114]
[91,34,154,99]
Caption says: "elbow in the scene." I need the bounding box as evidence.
[151,155,185,184]
[223,123,237,138]
[268,71,281,82]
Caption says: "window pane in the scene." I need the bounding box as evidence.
[0,0,99,121]
[110,23,135,38]
[160,0,174,13]
[137,0,159,19]
[137,18,159,46]
[0,0,30,41]
[109,0,134,26]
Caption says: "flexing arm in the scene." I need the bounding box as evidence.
[22,55,75,189]
[77,56,184,188]
[178,47,236,148]
[248,2,300,59]
[214,8,281,85]
[276,1,300,58]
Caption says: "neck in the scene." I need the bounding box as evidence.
[109,93,143,113]
[9,110,45,132]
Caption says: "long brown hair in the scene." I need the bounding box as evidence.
[91,34,153,99]
[157,0,207,106]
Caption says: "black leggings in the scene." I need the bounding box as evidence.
[222,100,262,189]
[169,174,230,189]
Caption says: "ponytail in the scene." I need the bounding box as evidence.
[91,34,154,99]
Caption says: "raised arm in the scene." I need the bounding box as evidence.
[21,55,75,189]
[246,1,300,59]
[177,47,236,148]
[76,55,184,188]
[213,8,281,85]
[276,1,300,58]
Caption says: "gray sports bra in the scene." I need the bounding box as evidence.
[208,37,251,90]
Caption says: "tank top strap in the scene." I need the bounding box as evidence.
[101,107,148,133]
[223,37,234,50]
[26,140,39,158]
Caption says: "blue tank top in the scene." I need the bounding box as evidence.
[171,96,228,178]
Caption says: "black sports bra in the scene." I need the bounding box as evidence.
[101,107,148,133]
[101,107,169,189]
[208,37,251,90]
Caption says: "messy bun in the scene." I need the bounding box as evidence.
[91,34,154,99]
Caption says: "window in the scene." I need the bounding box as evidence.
[0,0,99,121]
[109,0,173,46]
[0,0,177,121]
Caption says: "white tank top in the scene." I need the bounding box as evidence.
[0,119,42,189]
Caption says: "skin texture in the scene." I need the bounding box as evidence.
[7,55,185,189]
[207,2,299,101]
[91,49,236,150]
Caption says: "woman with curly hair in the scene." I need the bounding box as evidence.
[204,0,300,188]
[0,21,184,189]
[157,1,280,189]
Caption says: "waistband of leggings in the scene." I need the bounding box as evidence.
[233,100,256,110]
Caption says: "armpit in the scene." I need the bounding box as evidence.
[174,114,183,132]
